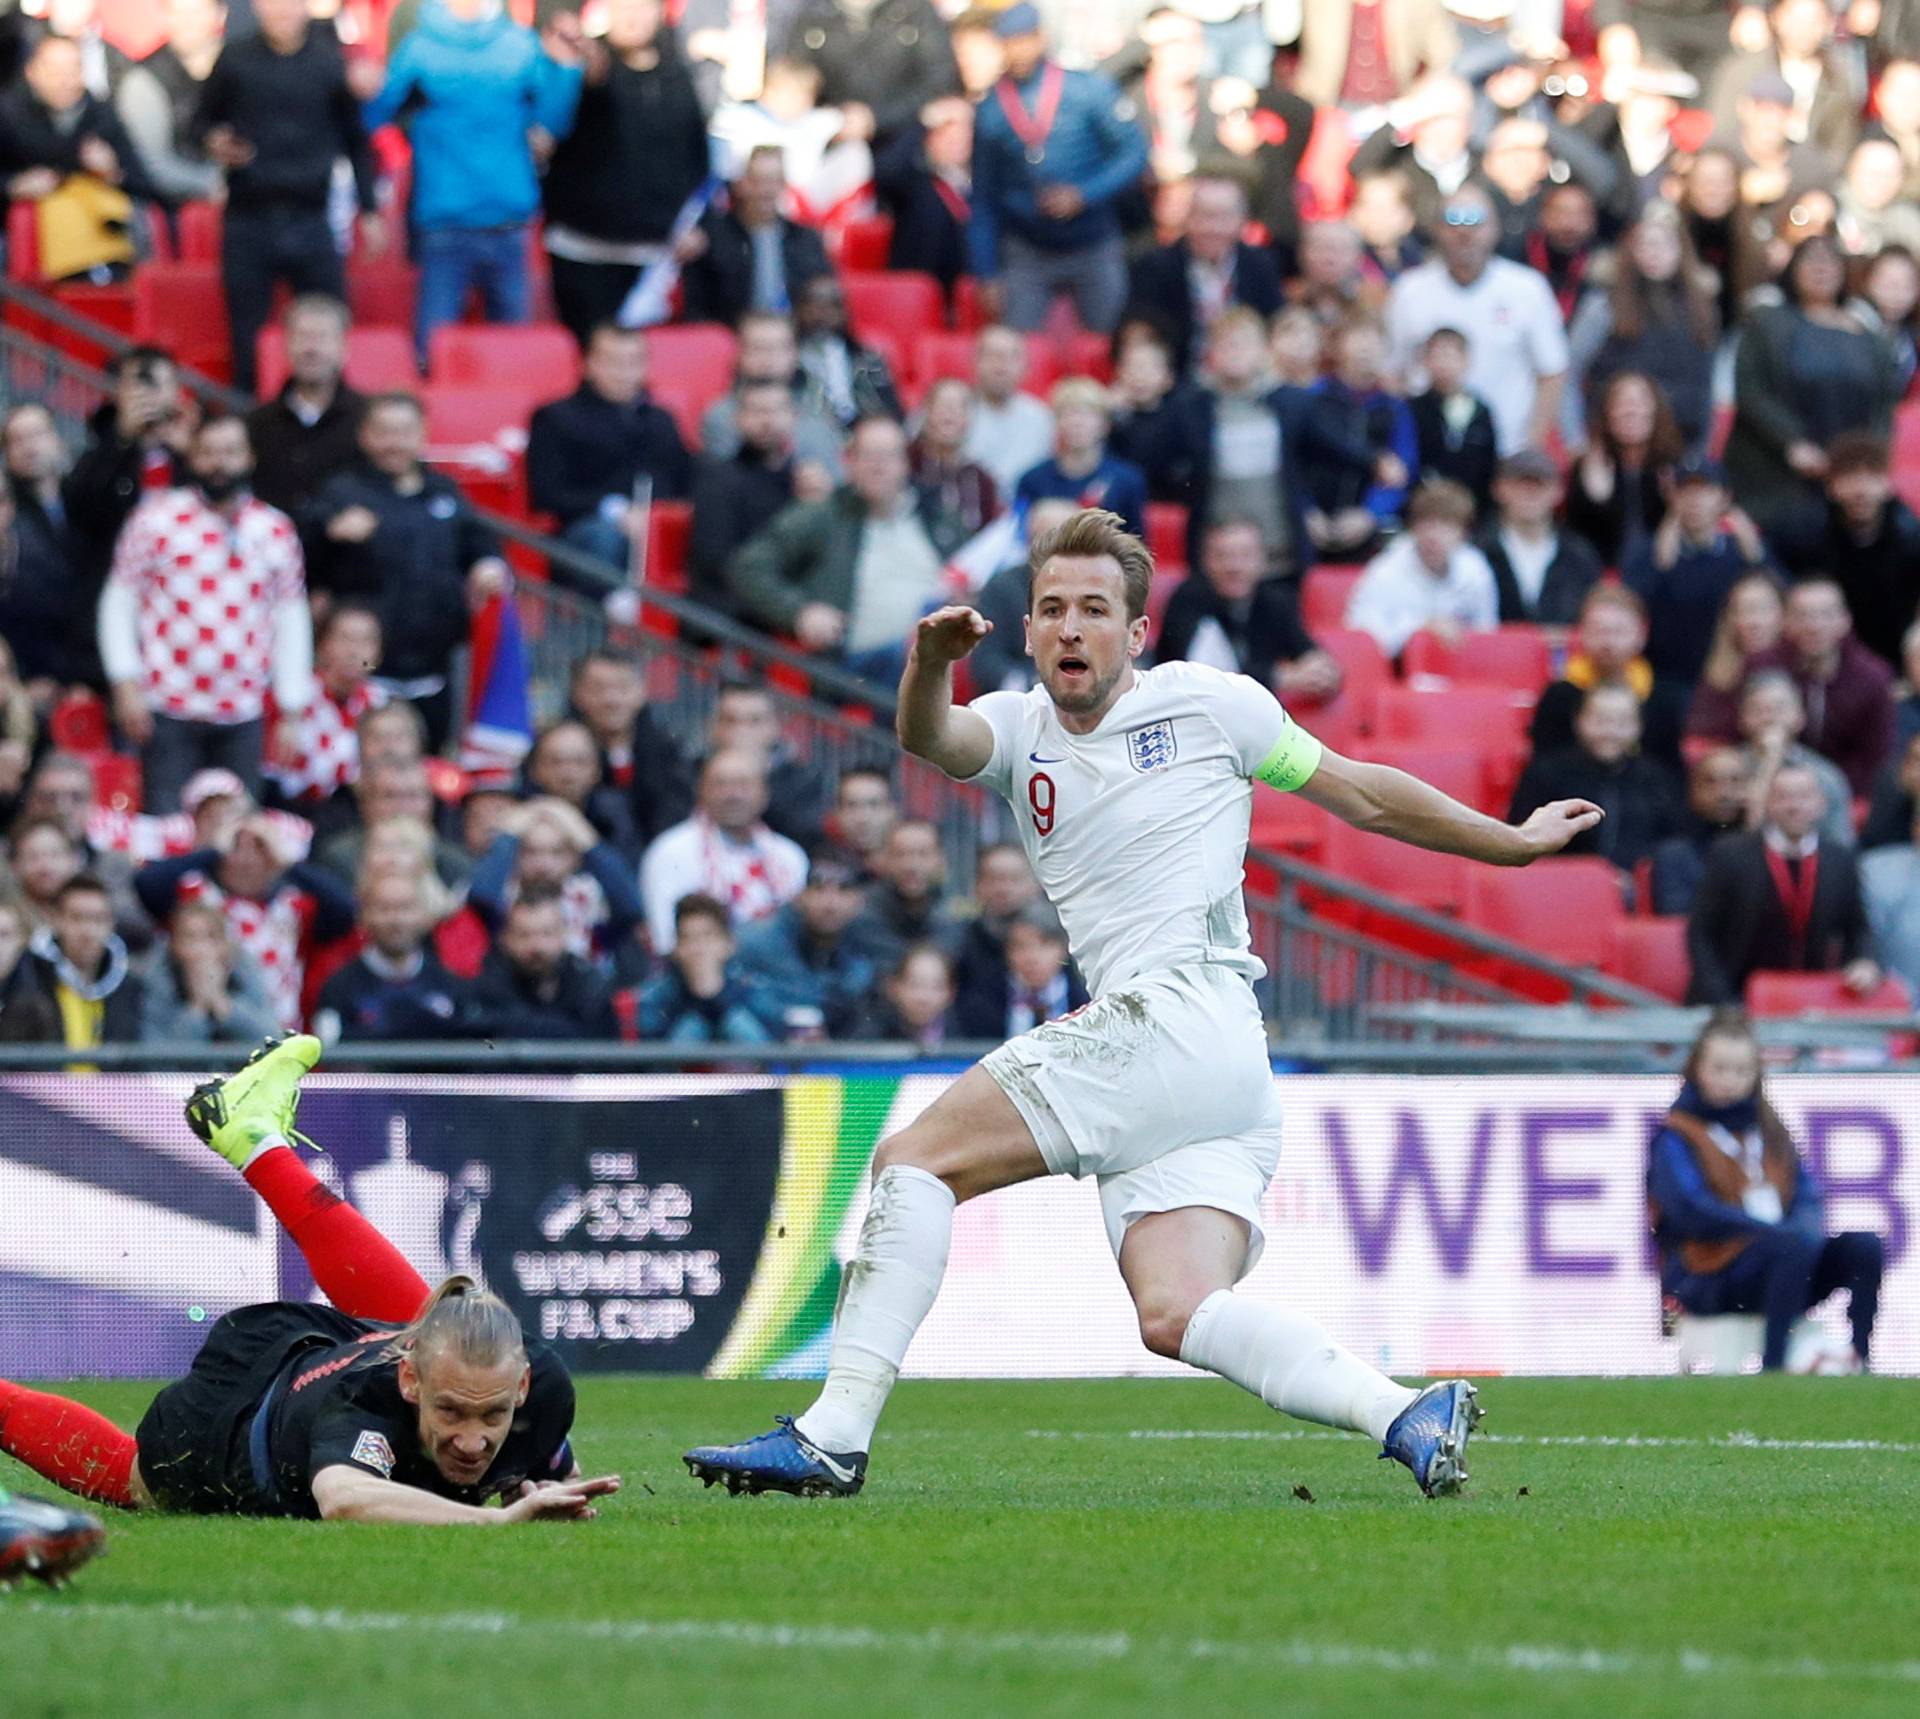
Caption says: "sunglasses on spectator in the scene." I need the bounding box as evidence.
[1443,207,1488,228]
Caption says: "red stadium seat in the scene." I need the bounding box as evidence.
[1300,565,1364,632]
[422,385,537,452]
[838,215,894,272]
[1892,404,1920,511]
[346,259,418,332]
[1463,859,1625,970]
[843,271,945,344]
[1745,971,1916,1017]
[1323,818,1472,915]
[1312,628,1393,729]
[646,323,738,413]
[1402,625,1555,694]
[1606,918,1690,1003]
[50,692,110,753]
[912,329,976,391]
[952,275,989,331]
[133,263,230,379]
[1145,502,1189,570]
[1349,741,1494,814]
[1052,329,1112,382]
[641,500,692,592]
[6,202,35,280]
[256,324,417,397]
[1372,684,1533,747]
[1146,568,1185,638]
[650,383,707,453]
[429,323,581,390]
[1248,790,1333,864]
[90,753,141,815]
[175,200,221,263]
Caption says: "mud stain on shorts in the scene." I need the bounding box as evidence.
[1030,989,1153,1067]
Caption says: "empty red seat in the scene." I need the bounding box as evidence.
[133,263,230,379]
[175,201,221,263]
[912,330,978,392]
[1323,818,1472,915]
[429,323,581,390]
[1372,684,1533,746]
[838,215,894,272]
[6,202,36,280]
[1402,624,1554,694]
[50,691,110,753]
[1463,858,1624,970]
[256,324,417,397]
[641,500,692,592]
[422,385,536,452]
[1052,329,1111,382]
[1349,740,1493,814]
[1311,627,1392,733]
[346,259,418,332]
[1248,791,1333,865]
[1145,502,1189,569]
[1607,917,1690,1003]
[1745,971,1916,1017]
[646,323,738,413]
[1892,404,1920,510]
[952,275,989,331]
[1300,565,1364,632]
[843,271,944,344]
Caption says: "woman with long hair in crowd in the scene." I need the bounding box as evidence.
[1565,370,1685,567]
[1565,201,1721,451]
[1684,570,1788,744]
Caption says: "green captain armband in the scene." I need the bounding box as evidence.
[1253,715,1324,792]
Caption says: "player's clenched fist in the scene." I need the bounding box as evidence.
[913,606,992,665]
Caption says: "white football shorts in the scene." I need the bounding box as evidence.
[980,963,1283,1275]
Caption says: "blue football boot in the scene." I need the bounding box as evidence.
[1380,1380,1482,1497]
[684,1416,867,1498]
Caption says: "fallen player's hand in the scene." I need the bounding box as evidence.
[913,605,991,665]
[499,1475,621,1522]
[1515,798,1604,859]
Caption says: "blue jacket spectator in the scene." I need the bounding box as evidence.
[1647,1014,1882,1370]
[734,853,877,1039]
[968,7,1148,333]
[363,0,583,362]
[1013,377,1147,540]
[636,893,777,1045]
[313,871,469,1044]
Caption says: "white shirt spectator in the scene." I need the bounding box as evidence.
[1344,534,1500,658]
[639,810,808,952]
[98,488,311,726]
[964,393,1056,496]
[1385,257,1570,454]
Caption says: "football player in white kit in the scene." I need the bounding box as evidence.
[686,510,1602,1500]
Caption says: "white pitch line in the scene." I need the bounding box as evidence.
[8,1599,1919,1689]
[1022,1429,1920,1454]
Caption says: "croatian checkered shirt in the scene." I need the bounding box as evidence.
[108,488,305,725]
[174,873,319,1029]
[265,681,387,802]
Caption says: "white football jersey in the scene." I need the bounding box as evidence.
[966,660,1323,998]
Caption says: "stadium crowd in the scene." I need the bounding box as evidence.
[0,0,1917,1049]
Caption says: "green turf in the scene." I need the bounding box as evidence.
[4,1376,1916,1718]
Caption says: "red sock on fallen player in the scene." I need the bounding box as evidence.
[243,1146,433,1324]
[0,1380,137,1508]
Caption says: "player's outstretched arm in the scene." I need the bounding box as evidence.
[1295,749,1603,866]
[310,1464,621,1525]
[897,605,997,780]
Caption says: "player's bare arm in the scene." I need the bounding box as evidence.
[310,1465,619,1526]
[1296,748,1603,865]
[896,605,997,779]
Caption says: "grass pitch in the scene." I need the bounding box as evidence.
[4,1376,1916,1719]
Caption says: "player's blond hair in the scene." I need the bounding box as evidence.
[395,1276,526,1379]
[1028,508,1155,621]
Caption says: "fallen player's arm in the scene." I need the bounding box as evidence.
[1293,747,1603,866]
[310,1464,620,1525]
[896,605,996,779]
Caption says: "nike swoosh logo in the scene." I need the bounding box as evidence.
[1029,752,1066,764]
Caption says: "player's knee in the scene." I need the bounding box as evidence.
[1135,1299,1195,1360]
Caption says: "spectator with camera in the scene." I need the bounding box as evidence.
[65,347,190,595]
[98,413,312,814]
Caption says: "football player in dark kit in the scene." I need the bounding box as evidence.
[0,1038,620,1530]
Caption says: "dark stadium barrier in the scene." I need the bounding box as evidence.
[4,1068,1912,1382]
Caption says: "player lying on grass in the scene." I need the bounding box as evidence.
[687,508,1602,1501]
[0,1037,620,1526]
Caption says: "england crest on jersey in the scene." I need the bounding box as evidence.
[1126,719,1177,773]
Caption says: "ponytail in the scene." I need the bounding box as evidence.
[393,1275,527,1378]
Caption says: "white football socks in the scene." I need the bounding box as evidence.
[794,1164,956,1455]
[1179,1291,1417,1443]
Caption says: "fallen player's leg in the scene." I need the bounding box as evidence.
[0,1380,145,1509]
[188,1034,433,1322]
